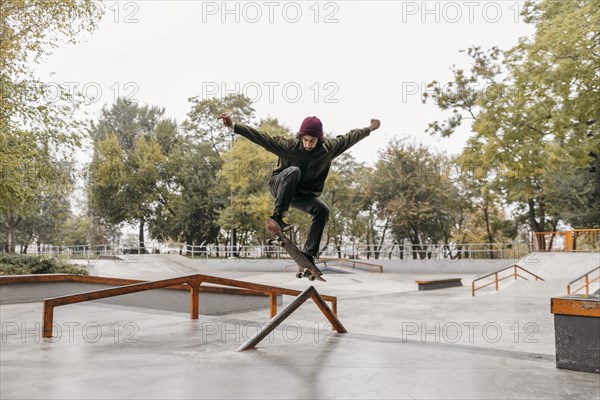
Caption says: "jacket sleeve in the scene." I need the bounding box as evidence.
[233,123,291,156]
[328,127,371,158]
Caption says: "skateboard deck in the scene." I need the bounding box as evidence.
[265,218,326,282]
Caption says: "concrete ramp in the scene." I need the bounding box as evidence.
[477,252,600,298]
[516,252,599,281]
[81,254,222,279]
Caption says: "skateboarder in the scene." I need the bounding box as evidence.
[217,113,381,264]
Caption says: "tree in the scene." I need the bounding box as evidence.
[544,154,600,228]
[183,94,256,254]
[1,132,74,252]
[1,1,104,252]
[371,139,463,259]
[88,99,168,250]
[58,214,116,247]
[183,94,255,159]
[423,0,599,245]
[319,153,367,257]
[148,137,223,248]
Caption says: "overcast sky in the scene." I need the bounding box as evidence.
[36,0,534,165]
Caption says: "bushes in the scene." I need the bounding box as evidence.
[0,254,88,276]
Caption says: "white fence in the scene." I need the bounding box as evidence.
[14,241,533,262]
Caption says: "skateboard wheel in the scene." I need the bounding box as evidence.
[308,275,316,281]
[296,272,303,279]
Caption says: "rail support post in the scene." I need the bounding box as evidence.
[189,279,201,319]
[43,301,54,338]
[269,292,277,318]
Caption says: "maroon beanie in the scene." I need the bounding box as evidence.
[297,116,324,140]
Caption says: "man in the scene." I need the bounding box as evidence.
[217,113,381,264]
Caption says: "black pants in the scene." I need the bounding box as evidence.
[268,167,330,257]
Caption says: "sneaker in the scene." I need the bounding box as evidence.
[269,213,293,232]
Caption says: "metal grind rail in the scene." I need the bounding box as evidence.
[0,274,340,338]
[238,285,347,351]
[472,264,545,297]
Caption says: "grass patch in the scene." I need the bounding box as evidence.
[0,254,88,276]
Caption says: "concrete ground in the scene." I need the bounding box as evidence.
[1,253,599,399]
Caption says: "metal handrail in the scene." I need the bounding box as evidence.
[533,229,600,252]
[567,266,600,295]
[472,264,545,297]
[24,273,340,338]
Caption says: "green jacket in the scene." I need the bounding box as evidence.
[234,123,371,197]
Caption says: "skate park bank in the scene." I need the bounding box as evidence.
[1,252,598,399]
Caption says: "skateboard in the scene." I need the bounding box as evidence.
[265,218,326,282]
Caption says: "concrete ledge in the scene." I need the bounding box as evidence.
[551,295,600,374]
[415,278,463,290]
[319,258,383,273]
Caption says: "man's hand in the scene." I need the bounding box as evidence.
[369,118,381,132]
[217,113,233,128]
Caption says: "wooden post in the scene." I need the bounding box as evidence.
[331,298,338,317]
[270,292,277,318]
[495,273,499,291]
[565,231,573,252]
[42,302,54,338]
[190,283,199,319]
[310,291,347,333]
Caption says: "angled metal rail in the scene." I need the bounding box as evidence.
[472,264,544,297]
[238,286,347,351]
[11,274,340,338]
[567,266,600,295]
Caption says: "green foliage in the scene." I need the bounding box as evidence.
[183,94,255,158]
[0,132,73,216]
[319,153,368,252]
[424,0,599,232]
[1,0,104,146]
[14,192,71,248]
[88,99,169,246]
[57,214,116,246]
[148,139,223,246]
[544,156,600,227]
[1,0,104,252]
[0,254,88,276]
[371,139,466,247]
[0,136,75,252]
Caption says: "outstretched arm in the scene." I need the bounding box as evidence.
[217,112,290,155]
[329,118,381,158]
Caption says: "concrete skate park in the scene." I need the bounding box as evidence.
[1,251,599,399]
